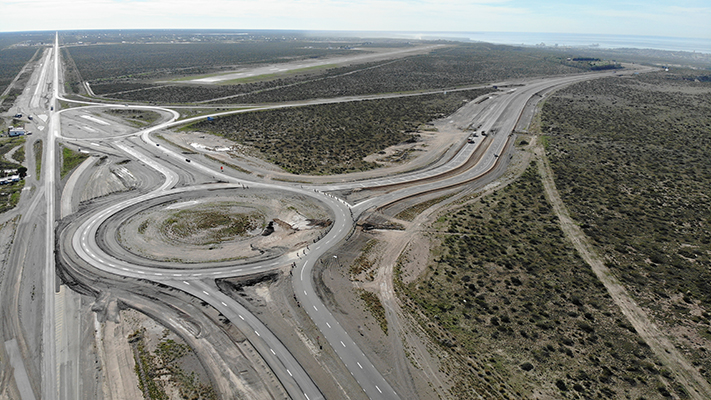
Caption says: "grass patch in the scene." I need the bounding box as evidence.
[137,220,149,235]
[105,108,161,127]
[60,146,89,178]
[0,180,25,214]
[350,239,379,280]
[33,140,42,177]
[0,136,25,170]
[129,328,216,400]
[394,193,455,221]
[11,141,25,164]
[358,289,388,335]
[539,135,550,149]
[159,206,261,245]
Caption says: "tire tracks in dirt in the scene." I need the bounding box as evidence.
[535,145,711,400]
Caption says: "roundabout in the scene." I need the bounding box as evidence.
[109,188,332,264]
[52,47,641,399]
[66,182,348,278]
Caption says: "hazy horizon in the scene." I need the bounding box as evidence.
[1,0,708,41]
[3,28,709,54]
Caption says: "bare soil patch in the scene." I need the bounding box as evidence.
[117,192,331,263]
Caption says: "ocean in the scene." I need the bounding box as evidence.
[397,32,711,54]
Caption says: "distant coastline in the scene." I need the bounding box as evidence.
[3,29,708,55]
[395,31,711,54]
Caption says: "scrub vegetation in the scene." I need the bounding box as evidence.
[33,140,42,177]
[160,206,262,245]
[65,41,356,82]
[60,146,90,178]
[0,46,41,112]
[358,289,388,335]
[399,165,684,399]
[0,136,25,170]
[65,42,610,104]
[184,88,494,175]
[0,47,39,95]
[350,239,379,280]
[129,328,217,400]
[541,69,711,383]
[104,108,162,127]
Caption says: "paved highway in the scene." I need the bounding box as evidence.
[42,33,62,400]
[61,75,577,399]
[39,33,651,399]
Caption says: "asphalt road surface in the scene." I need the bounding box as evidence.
[4,31,654,400]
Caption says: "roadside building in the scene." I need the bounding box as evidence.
[0,175,21,185]
[7,126,26,137]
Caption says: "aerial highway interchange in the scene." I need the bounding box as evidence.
[1,32,649,400]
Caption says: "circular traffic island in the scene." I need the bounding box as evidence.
[112,188,332,265]
[158,203,264,247]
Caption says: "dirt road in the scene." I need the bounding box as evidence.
[536,145,711,400]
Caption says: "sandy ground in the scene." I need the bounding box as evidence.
[96,310,143,400]
[117,193,330,264]
[79,161,139,203]
[220,273,371,400]
[96,306,218,400]
[0,217,20,400]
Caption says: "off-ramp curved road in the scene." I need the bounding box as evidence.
[19,32,685,400]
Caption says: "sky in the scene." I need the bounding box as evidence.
[1,0,709,39]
